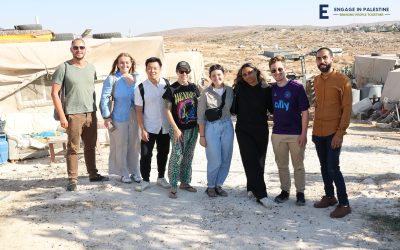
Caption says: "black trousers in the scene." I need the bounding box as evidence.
[140,130,170,182]
[236,126,269,200]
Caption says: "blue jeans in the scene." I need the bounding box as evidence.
[205,118,234,188]
[312,134,349,206]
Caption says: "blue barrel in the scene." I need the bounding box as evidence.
[0,133,8,164]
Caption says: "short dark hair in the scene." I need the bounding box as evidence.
[145,57,162,68]
[208,64,225,76]
[269,55,285,68]
[316,47,333,57]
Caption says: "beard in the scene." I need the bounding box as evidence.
[318,63,332,73]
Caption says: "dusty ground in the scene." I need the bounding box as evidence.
[0,122,399,249]
[1,28,400,249]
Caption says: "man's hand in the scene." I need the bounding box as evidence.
[298,134,307,147]
[331,134,343,149]
[60,116,68,129]
[141,128,149,142]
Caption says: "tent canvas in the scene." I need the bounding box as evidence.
[354,54,400,88]
[164,51,205,86]
[381,68,400,103]
[0,37,165,114]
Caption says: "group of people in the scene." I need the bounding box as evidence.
[51,38,352,219]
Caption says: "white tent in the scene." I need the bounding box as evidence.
[354,54,400,88]
[164,51,205,86]
[381,68,400,103]
[0,37,165,114]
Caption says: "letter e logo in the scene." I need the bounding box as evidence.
[319,4,329,19]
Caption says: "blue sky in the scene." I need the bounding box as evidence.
[1,0,398,36]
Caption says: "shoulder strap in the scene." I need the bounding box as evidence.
[110,75,116,100]
[61,62,67,94]
[163,77,170,87]
[139,82,145,113]
[220,90,226,109]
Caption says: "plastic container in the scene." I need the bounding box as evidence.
[351,89,360,104]
[352,98,372,115]
[0,133,8,164]
[360,85,383,99]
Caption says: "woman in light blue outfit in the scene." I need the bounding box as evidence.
[100,52,141,183]
[197,64,234,197]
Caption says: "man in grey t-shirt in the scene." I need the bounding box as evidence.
[51,38,109,191]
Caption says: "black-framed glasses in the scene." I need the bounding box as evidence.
[270,68,284,74]
[178,70,189,74]
[242,70,254,78]
[72,46,86,50]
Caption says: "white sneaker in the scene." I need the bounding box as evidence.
[135,181,149,192]
[130,174,142,183]
[121,176,132,183]
[157,178,171,188]
[259,197,275,208]
[247,191,255,198]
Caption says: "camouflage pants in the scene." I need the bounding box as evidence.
[167,126,198,188]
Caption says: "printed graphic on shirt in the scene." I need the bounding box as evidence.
[273,91,291,111]
[175,92,198,125]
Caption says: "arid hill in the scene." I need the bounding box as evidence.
[144,25,400,83]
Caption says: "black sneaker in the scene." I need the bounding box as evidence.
[66,182,77,191]
[89,174,110,182]
[296,192,306,206]
[274,190,289,203]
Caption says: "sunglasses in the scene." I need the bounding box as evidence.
[242,70,254,78]
[72,46,86,50]
[178,70,189,74]
[270,68,284,74]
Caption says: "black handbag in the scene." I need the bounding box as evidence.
[205,90,226,122]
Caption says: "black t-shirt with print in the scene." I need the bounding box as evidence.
[162,81,200,130]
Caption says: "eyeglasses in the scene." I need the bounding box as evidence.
[72,46,86,50]
[270,68,284,74]
[178,70,189,74]
[242,70,254,78]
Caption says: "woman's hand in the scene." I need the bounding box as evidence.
[104,118,112,129]
[173,128,182,143]
[199,136,206,147]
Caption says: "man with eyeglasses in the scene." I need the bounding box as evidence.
[269,56,309,206]
[51,38,109,192]
[312,47,352,218]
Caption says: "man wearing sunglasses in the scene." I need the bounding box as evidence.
[269,56,309,206]
[312,47,352,218]
[51,38,109,192]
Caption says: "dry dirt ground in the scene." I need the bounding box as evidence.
[1,28,400,249]
[0,122,399,249]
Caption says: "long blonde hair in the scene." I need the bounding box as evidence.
[109,52,136,75]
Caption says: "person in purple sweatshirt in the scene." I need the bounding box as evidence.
[269,56,309,206]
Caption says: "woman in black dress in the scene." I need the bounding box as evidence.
[233,63,274,208]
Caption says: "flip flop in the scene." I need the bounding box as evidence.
[169,190,177,199]
[179,184,197,192]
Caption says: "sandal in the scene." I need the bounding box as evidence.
[169,188,177,199]
[179,183,197,192]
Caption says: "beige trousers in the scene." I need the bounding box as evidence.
[271,133,306,193]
